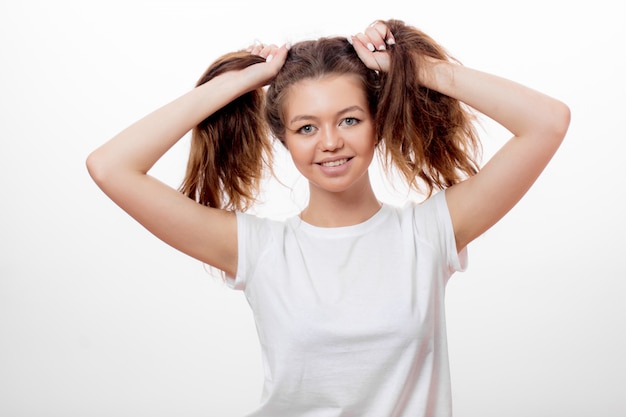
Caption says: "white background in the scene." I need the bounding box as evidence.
[1,0,624,416]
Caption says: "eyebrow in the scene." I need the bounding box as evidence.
[288,105,366,125]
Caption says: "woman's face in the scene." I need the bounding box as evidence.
[282,74,377,196]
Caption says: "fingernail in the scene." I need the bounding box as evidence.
[378,44,386,51]
[346,36,353,45]
[367,42,375,52]
[266,54,273,63]
[387,37,396,45]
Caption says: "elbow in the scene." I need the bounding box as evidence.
[85,151,98,183]
[549,100,571,145]
[86,147,145,195]
[85,149,111,188]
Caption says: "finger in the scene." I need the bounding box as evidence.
[247,40,264,55]
[366,21,396,49]
[243,43,290,89]
[354,28,391,53]
[267,43,289,63]
[257,43,276,59]
[350,35,381,71]
[267,43,289,65]
[353,32,378,53]
[364,28,387,51]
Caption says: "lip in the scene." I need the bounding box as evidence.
[316,156,353,175]
[316,156,353,165]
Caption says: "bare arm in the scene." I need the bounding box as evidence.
[423,60,570,251]
[352,21,570,252]
[86,45,288,276]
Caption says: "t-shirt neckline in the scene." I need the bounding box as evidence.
[288,204,390,237]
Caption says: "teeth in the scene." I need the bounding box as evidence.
[321,159,348,167]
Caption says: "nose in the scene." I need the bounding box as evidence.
[318,126,343,151]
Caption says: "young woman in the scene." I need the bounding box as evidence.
[87,19,570,417]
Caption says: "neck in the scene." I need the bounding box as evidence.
[300,175,381,227]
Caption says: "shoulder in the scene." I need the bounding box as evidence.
[229,211,293,290]
[392,191,450,231]
[236,210,292,241]
[395,191,466,269]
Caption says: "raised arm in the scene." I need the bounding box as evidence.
[86,45,288,276]
[352,21,570,252]
[424,59,570,251]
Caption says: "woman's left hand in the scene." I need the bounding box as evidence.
[350,20,395,72]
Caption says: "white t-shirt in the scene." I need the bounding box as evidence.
[227,191,467,416]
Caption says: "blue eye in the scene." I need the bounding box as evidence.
[298,125,315,134]
[341,117,359,126]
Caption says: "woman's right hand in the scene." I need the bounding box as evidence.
[243,42,290,89]
[85,43,292,277]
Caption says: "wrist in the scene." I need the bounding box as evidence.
[418,57,457,95]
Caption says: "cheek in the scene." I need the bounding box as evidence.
[356,128,377,153]
[285,140,310,164]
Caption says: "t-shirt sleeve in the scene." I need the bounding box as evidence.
[225,211,272,291]
[415,190,468,274]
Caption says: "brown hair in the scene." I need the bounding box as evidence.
[377,19,480,193]
[180,19,481,209]
[178,52,273,211]
[264,36,380,143]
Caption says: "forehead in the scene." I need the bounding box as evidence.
[283,74,368,119]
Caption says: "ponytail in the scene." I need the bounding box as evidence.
[179,51,272,211]
[377,19,481,196]
[180,21,481,210]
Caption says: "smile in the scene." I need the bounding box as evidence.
[319,158,350,167]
